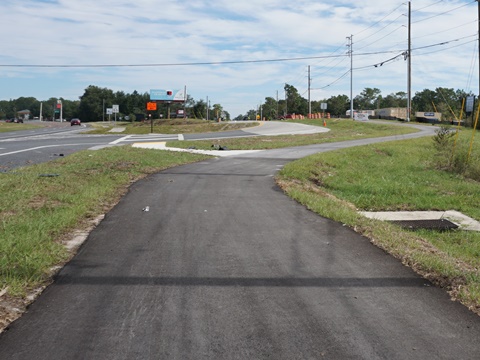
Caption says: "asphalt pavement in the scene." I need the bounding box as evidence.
[0,123,479,359]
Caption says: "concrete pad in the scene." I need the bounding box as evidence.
[132,141,263,157]
[108,127,126,133]
[245,121,330,136]
[360,210,480,231]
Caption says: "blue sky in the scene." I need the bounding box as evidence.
[0,0,478,117]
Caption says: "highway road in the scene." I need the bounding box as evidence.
[1,122,479,359]
[0,121,327,172]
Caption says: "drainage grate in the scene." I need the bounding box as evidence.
[390,219,458,231]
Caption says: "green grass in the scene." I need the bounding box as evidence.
[167,118,418,150]
[85,119,259,134]
[0,146,210,295]
[277,130,480,313]
[0,122,41,132]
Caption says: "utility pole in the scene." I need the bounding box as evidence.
[285,83,288,116]
[276,90,279,119]
[407,1,412,122]
[39,102,43,121]
[347,35,353,119]
[478,0,480,97]
[206,96,209,120]
[308,65,312,117]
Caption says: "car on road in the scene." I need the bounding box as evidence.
[70,118,81,126]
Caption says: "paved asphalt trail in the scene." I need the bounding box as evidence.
[1,125,479,359]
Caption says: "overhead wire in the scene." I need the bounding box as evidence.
[354,2,406,38]
[465,39,478,93]
[412,0,475,24]
[412,0,445,13]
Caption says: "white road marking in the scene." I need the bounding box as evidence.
[110,135,132,144]
[0,145,63,156]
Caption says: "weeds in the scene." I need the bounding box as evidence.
[432,125,480,181]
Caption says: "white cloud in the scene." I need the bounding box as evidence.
[0,0,478,117]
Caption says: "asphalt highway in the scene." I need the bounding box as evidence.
[1,123,479,359]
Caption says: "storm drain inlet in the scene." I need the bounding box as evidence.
[390,219,458,231]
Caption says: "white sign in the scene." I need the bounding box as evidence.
[321,103,327,110]
[112,105,119,113]
[106,108,113,115]
[354,112,369,121]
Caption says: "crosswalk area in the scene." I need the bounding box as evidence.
[110,134,182,145]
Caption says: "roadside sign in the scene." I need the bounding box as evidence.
[146,102,157,111]
[106,108,113,115]
[466,96,475,113]
[321,103,327,110]
[112,105,119,113]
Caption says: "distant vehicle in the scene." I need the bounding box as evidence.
[70,118,81,126]
[174,109,187,118]
[280,114,294,120]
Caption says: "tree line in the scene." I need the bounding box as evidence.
[0,85,229,122]
[236,84,476,123]
[0,84,475,123]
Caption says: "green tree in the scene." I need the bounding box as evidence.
[262,97,278,119]
[284,84,307,115]
[354,87,381,110]
[192,99,207,119]
[79,85,114,122]
[327,94,350,117]
[412,88,437,114]
[380,92,407,108]
[212,103,223,120]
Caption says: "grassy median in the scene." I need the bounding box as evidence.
[167,118,418,150]
[85,119,260,134]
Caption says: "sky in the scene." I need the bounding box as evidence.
[1,0,479,117]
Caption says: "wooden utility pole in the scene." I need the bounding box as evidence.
[407,1,411,122]
[308,65,311,117]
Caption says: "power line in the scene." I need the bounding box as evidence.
[354,2,406,38]
[412,0,445,13]
[0,35,474,71]
[311,70,350,90]
[0,51,400,68]
[412,0,475,24]
[355,25,406,52]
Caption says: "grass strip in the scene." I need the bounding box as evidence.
[85,119,259,134]
[0,123,41,133]
[166,118,418,150]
